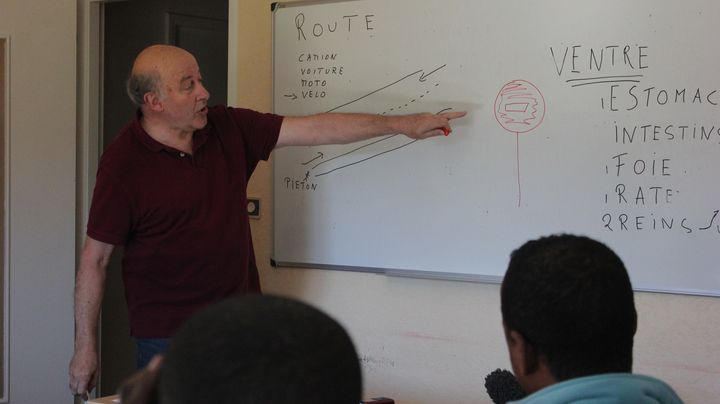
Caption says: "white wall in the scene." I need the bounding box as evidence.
[237,1,720,403]
[0,0,77,402]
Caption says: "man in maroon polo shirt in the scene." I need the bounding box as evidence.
[68,44,465,399]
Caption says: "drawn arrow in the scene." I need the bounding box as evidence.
[284,93,298,100]
[699,210,719,230]
[301,152,324,165]
[419,64,447,82]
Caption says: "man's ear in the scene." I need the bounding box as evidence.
[505,327,540,377]
[143,91,163,112]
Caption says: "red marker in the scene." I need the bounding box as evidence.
[360,398,394,404]
[442,127,450,136]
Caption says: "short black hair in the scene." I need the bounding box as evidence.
[501,234,637,381]
[158,294,362,404]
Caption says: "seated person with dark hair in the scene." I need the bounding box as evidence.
[500,234,683,403]
[120,294,362,404]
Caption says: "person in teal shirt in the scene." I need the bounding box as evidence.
[500,234,683,403]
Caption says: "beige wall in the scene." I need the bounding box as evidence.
[0,0,77,402]
[0,37,5,400]
[236,1,720,403]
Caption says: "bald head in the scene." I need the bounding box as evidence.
[126,45,197,107]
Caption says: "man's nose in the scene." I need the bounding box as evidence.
[198,82,210,101]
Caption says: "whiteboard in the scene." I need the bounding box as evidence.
[272,0,720,296]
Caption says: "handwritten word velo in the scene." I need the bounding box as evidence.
[295,12,375,41]
[300,78,327,99]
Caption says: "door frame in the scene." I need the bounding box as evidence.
[0,34,9,404]
[76,0,238,395]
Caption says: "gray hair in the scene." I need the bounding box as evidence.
[125,71,161,107]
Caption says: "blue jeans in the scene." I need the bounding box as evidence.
[135,338,171,369]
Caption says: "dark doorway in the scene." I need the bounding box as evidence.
[100,0,228,395]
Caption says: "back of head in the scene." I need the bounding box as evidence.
[158,294,362,404]
[501,234,637,381]
[126,44,195,107]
